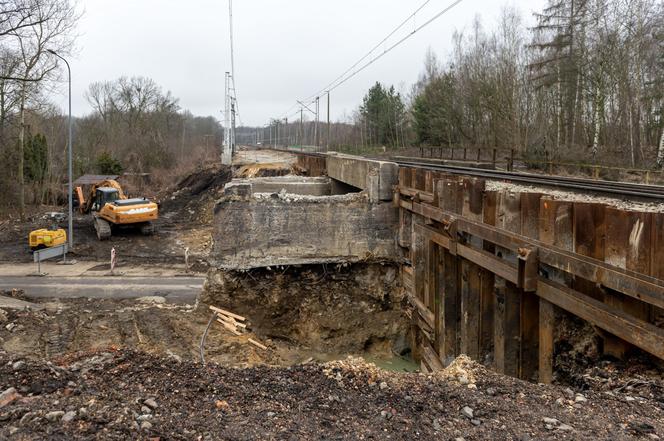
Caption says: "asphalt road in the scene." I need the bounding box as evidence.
[0,276,205,303]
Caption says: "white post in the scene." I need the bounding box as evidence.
[110,247,117,275]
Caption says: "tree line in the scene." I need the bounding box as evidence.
[269,0,663,169]
[410,0,664,168]
[0,0,222,213]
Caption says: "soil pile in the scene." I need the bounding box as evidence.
[159,164,233,226]
[1,350,663,440]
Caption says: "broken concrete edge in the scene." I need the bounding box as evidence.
[324,154,398,202]
[206,257,405,272]
[0,295,43,311]
[214,190,370,216]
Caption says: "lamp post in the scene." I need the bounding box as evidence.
[47,49,73,249]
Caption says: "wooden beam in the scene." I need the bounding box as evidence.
[539,299,555,384]
[537,279,664,360]
[403,199,664,310]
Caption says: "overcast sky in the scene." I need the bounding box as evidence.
[54,0,548,126]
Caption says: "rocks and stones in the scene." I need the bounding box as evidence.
[141,406,152,414]
[45,411,65,422]
[575,394,587,403]
[143,398,158,409]
[140,421,153,430]
[461,406,474,419]
[0,387,20,408]
[379,382,388,390]
[62,411,76,423]
[471,419,482,426]
[12,361,25,370]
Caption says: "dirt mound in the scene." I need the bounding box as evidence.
[159,164,232,226]
[1,350,664,440]
[235,162,300,179]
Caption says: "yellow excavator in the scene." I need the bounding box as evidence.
[77,179,158,240]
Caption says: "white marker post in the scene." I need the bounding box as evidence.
[110,247,117,276]
[185,247,190,273]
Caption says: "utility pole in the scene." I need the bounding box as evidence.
[300,107,303,146]
[48,50,73,249]
[222,72,232,165]
[315,96,320,150]
[230,97,236,153]
[285,118,289,146]
[326,91,331,151]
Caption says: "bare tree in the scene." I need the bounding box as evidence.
[5,0,78,216]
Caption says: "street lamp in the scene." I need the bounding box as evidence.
[48,49,73,250]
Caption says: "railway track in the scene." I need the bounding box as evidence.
[268,147,664,201]
[394,159,664,201]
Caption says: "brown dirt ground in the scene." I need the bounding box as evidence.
[0,164,232,271]
[1,349,663,440]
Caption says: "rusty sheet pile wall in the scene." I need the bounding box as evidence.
[397,166,664,382]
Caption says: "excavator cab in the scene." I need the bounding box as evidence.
[92,187,120,212]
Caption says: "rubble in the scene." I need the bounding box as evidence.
[0,350,662,439]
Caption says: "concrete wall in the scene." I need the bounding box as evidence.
[225,176,333,196]
[326,154,398,202]
[211,192,400,269]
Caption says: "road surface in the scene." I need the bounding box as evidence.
[0,276,204,303]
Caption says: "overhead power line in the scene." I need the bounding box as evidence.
[303,0,434,103]
[322,0,465,95]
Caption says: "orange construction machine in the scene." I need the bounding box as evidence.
[76,179,158,240]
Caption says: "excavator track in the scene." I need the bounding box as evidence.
[140,222,155,236]
[95,217,112,241]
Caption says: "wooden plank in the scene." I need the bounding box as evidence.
[405,200,664,310]
[573,202,606,302]
[459,179,484,361]
[494,191,521,377]
[421,340,445,371]
[480,191,497,363]
[537,198,572,384]
[519,193,541,381]
[408,293,435,330]
[412,216,427,304]
[442,251,460,364]
[248,338,268,350]
[538,299,555,383]
[520,193,543,240]
[651,213,664,327]
[604,209,652,358]
[434,245,445,362]
[537,279,664,360]
[209,306,246,322]
[457,245,518,284]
